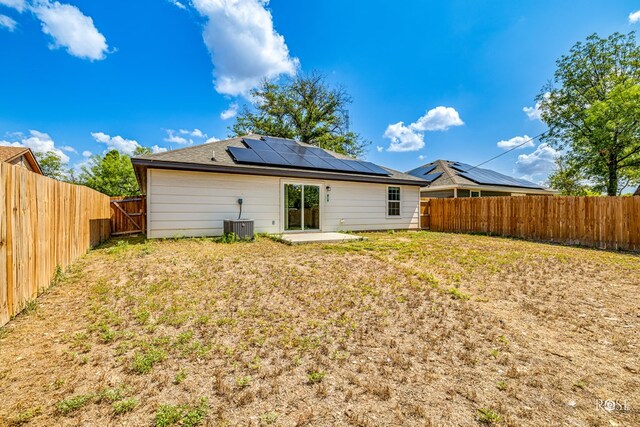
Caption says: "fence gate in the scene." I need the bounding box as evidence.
[110,196,146,235]
[420,198,431,229]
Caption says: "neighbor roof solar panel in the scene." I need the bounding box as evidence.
[450,161,544,189]
[406,164,437,178]
[226,137,391,176]
[422,172,443,183]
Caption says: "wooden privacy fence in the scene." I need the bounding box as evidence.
[0,162,111,326]
[110,196,146,235]
[421,196,640,251]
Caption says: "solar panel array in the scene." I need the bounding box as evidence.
[406,164,437,177]
[422,172,443,183]
[228,137,391,176]
[450,162,544,189]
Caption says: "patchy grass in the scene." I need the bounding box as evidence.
[0,232,638,426]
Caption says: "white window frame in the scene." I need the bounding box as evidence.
[470,190,481,198]
[386,186,401,217]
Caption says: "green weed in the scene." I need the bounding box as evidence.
[477,408,501,424]
[56,394,93,414]
[155,398,208,427]
[131,347,167,374]
[112,398,138,415]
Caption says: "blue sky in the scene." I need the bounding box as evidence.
[1,0,639,182]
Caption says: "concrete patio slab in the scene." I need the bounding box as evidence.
[280,232,364,245]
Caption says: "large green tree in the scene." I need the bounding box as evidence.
[34,151,67,180]
[79,147,150,196]
[231,73,369,157]
[537,32,640,195]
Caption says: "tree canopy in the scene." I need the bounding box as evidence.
[78,147,149,196]
[230,73,369,158]
[538,32,640,195]
[34,151,67,180]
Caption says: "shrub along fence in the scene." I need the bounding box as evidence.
[0,162,111,326]
[422,195,640,252]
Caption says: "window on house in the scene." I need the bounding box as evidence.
[387,186,401,216]
[470,190,481,198]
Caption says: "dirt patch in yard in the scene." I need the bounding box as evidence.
[0,232,638,426]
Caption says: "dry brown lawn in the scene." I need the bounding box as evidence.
[0,231,638,427]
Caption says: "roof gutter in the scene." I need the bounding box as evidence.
[131,158,427,187]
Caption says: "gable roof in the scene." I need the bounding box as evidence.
[131,135,426,192]
[407,159,554,192]
[0,146,43,174]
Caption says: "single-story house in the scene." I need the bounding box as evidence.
[406,159,557,198]
[0,146,43,174]
[131,135,426,238]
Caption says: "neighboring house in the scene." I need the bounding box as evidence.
[407,159,556,198]
[0,146,43,175]
[131,135,426,238]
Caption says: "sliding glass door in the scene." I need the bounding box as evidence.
[284,183,320,231]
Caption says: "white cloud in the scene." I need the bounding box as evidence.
[418,155,425,160]
[59,145,76,153]
[82,150,92,157]
[220,102,239,120]
[178,128,207,138]
[167,0,186,9]
[0,0,26,12]
[384,122,425,152]
[522,104,541,121]
[32,1,109,61]
[204,136,219,144]
[383,106,464,152]
[411,106,464,131]
[0,14,17,31]
[497,135,535,150]
[516,143,559,178]
[151,145,168,153]
[629,10,640,23]
[164,129,191,145]
[523,92,549,121]
[376,145,384,153]
[0,129,70,163]
[192,0,299,96]
[166,128,209,145]
[91,132,140,155]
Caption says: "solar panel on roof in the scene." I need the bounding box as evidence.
[228,147,263,164]
[228,137,391,176]
[253,149,289,166]
[322,157,356,171]
[243,138,270,151]
[261,136,299,147]
[345,160,375,174]
[406,164,437,178]
[447,161,544,189]
[294,154,332,169]
[423,172,443,183]
[360,161,390,175]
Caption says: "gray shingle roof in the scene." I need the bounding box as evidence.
[132,134,426,190]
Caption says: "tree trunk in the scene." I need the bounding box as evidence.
[607,160,618,196]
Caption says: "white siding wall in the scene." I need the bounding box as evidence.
[147,169,420,238]
[323,180,419,232]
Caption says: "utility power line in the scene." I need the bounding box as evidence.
[465,131,548,173]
